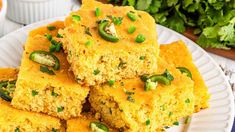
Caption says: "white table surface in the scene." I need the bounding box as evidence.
[1,16,235,99]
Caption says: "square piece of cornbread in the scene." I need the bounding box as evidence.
[160,41,210,112]
[0,68,62,132]
[89,58,195,131]
[11,21,89,120]
[59,0,159,86]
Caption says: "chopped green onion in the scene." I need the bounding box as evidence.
[49,45,56,52]
[32,90,38,96]
[55,43,62,52]
[56,34,63,38]
[45,34,52,41]
[127,95,135,103]
[93,69,100,75]
[47,26,56,31]
[15,127,20,132]
[173,121,179,126]
[52,128,58,132]
[72,15,81,22]
[95,8,101,17]
[128,26,136,34]
[185,98,190,103]
[139,56,145,60]
[51,91,59,97]
[40,66,55,75]
[112,16,123,25]
[135,34,146,43]
[146,119,150,126]
[85,40,92,46]
[57,106,64,112]
[127,12,137,21]
[108,80,115,86]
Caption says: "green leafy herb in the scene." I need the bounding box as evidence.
[57,106,64,112]
[51,91,59,97]
[40,66,55,75]
[52,128,58,132]
[111,0,235,49]
[185,98,190,103]
[146,119,150,126]
[32,90,38,96]
[112,16,123,25]
[95,8,101,17]
[108,80,115,86]
[49,45,56,52]
[47,26,56,31]
[72,15,81,22]
[85,40,92,46]
[15,127,20,132]
[93,69,100,75]
[173,121,179,126]
[127,95,135,103]
[139,56,145,60]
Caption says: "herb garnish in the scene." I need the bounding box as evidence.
[47,26,56,31]
[32,90,38,96]
[72,15,81,22]
[127,95,135,103]
[57,106,64,112]
[93,69,100,75]
[146,119,150,126]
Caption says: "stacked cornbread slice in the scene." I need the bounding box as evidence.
[0,68,62,131]
[0,0,210,132]
[11,21,89,120]
[59,0,159,86]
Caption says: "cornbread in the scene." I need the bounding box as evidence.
[89,58,194,131]
[59,0,159,86]
[67,113,114,132]
[160,41,210,112]
[0,68,62,132]
[11,21,89,120]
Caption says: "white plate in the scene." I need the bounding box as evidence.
[0,17,234,132]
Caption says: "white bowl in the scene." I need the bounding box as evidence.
[6,0,80,24]
[0,0,7,36]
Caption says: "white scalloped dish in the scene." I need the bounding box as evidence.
[0,17,234,132]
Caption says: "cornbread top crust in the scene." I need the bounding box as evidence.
[64,0,158,49]
[160,41,210,112]
[16,21,89,91]
[0,68,18,81]
[91,58,194,130]
[0,99,61,131]
[59,0,159,86]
